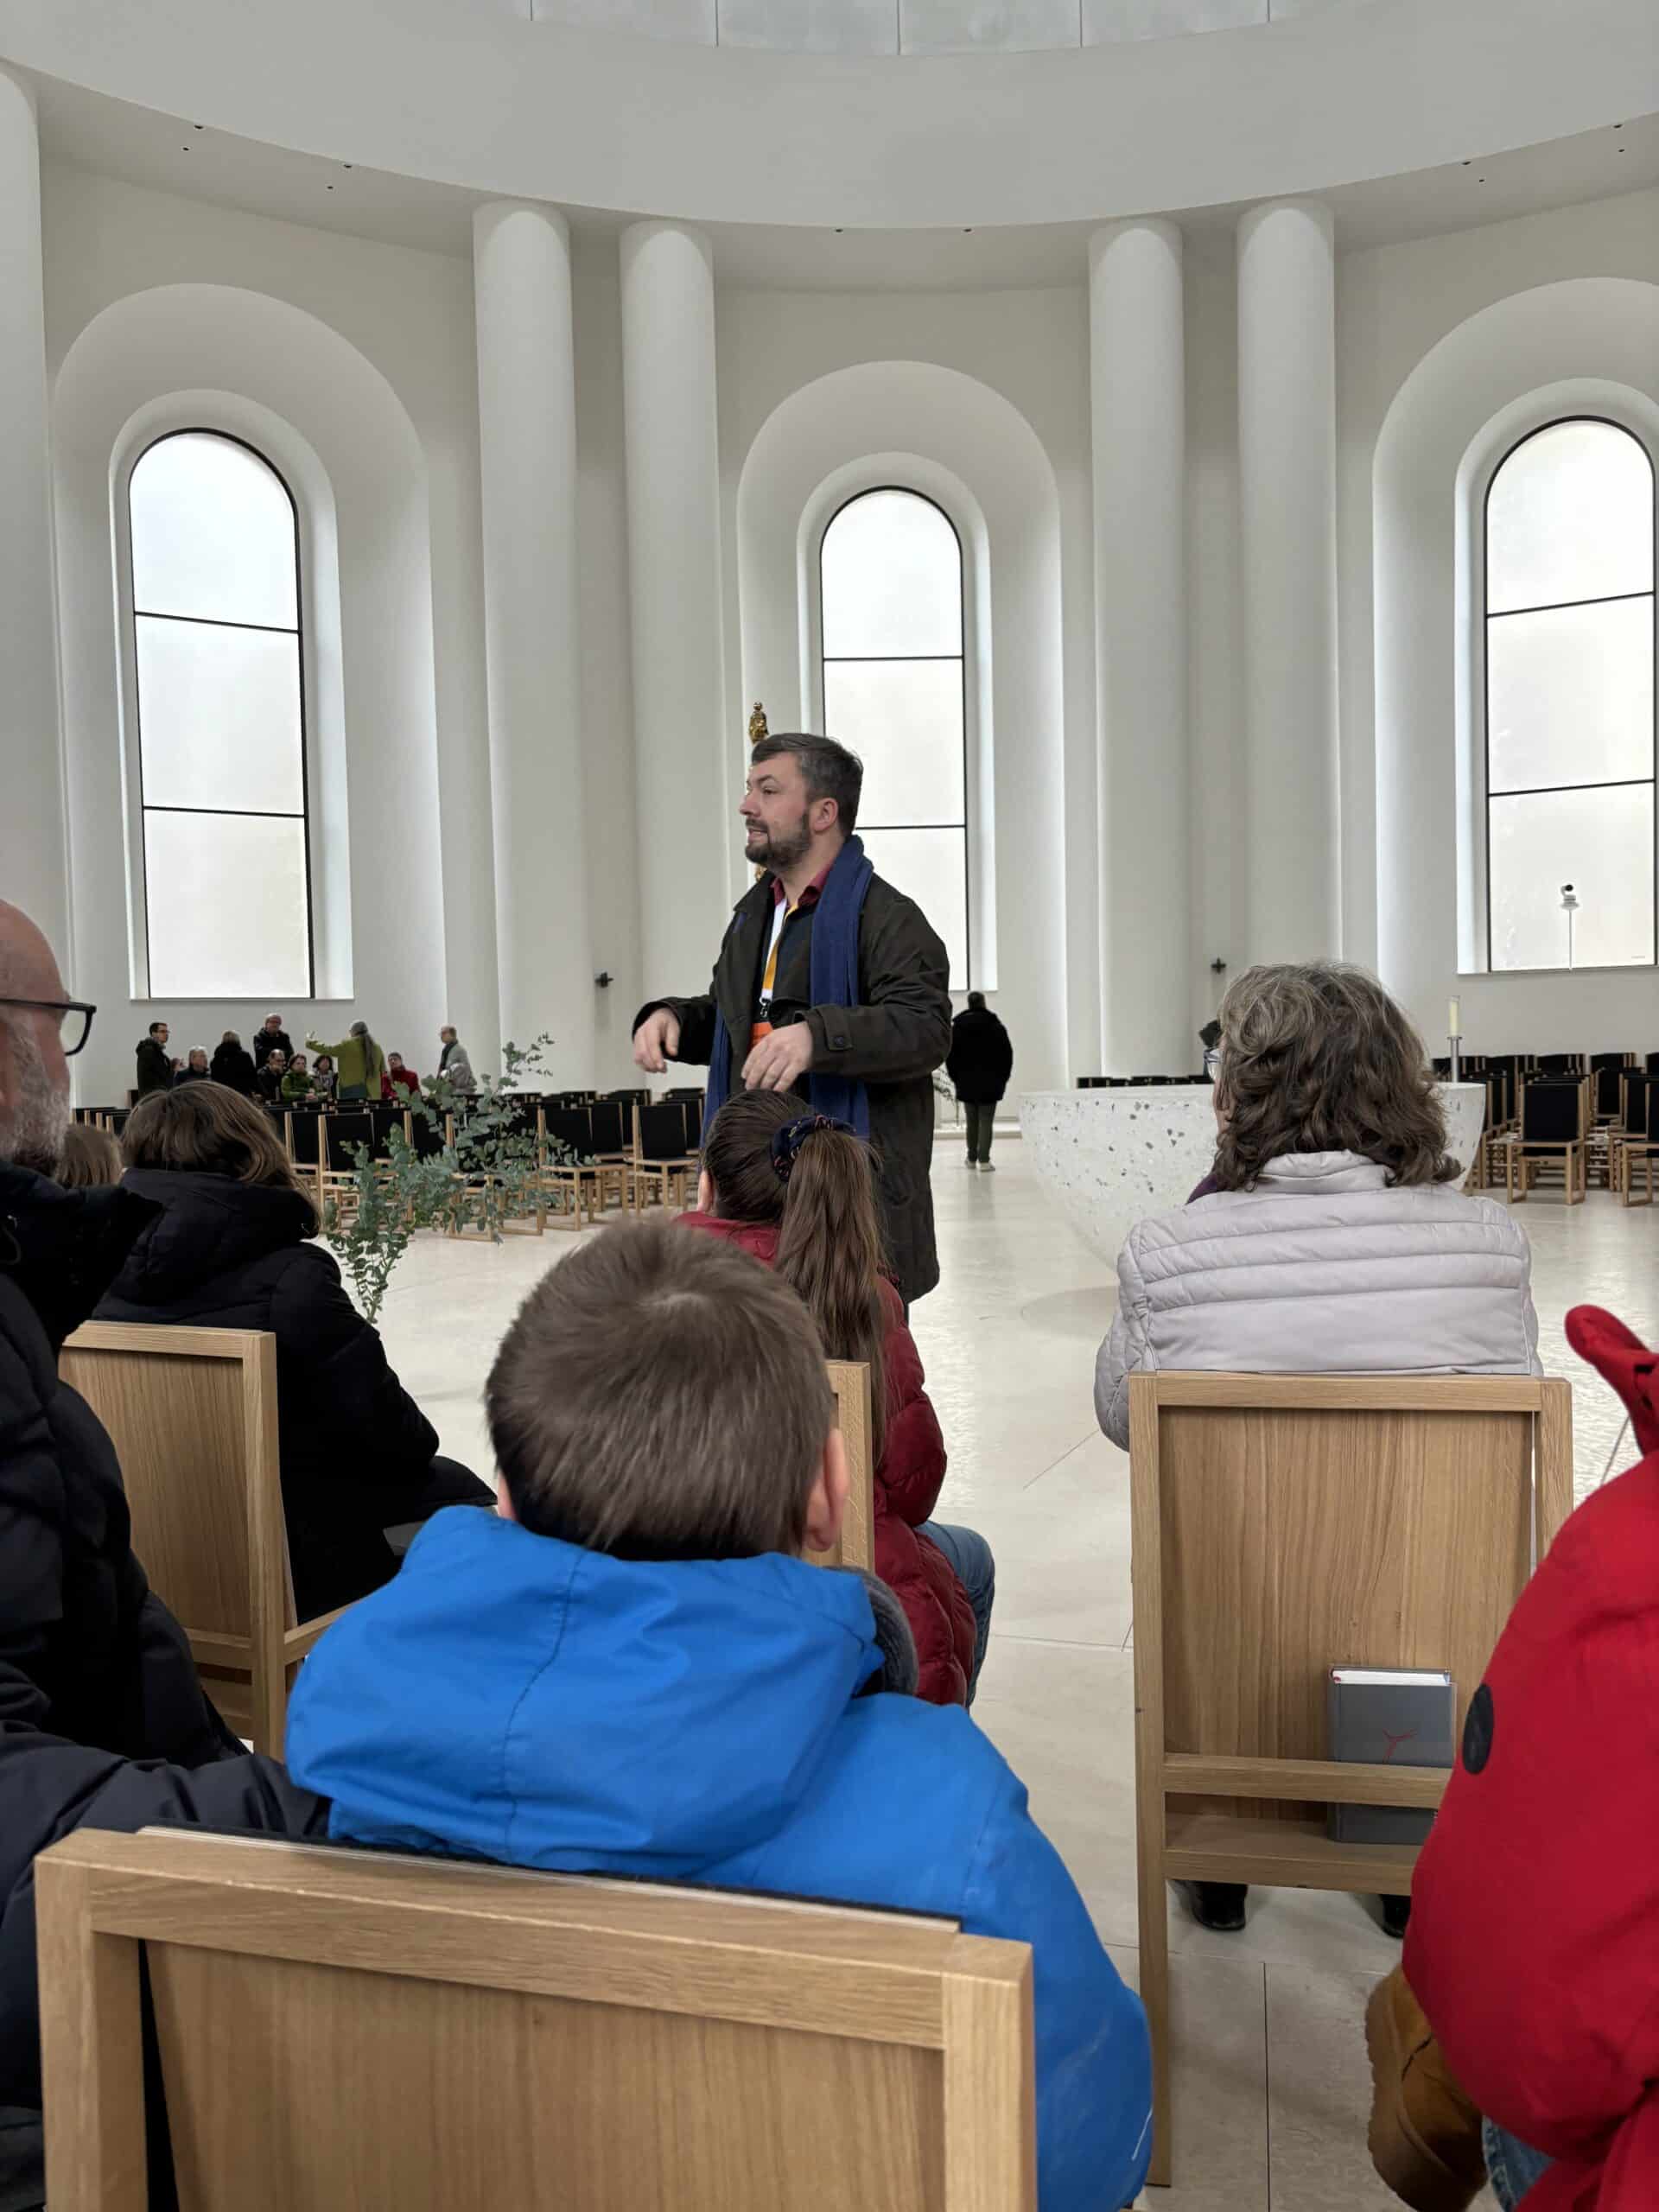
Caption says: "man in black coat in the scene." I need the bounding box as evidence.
[209,1031,257,1095]
[134,1019,170,1098]
[0,902,325,2162]
[251,1013,294,1069]
[945,991,1015,1173]
[633,734,952,1305]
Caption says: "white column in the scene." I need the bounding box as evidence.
[1236,199,1341,963]
[620,220,731,995]
[1090,219,1189,1076]
[472,201,593,1081]
[0,67,69,963]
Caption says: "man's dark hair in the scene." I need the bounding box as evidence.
[751,733,863,836]
[487,1221,834,1561]
[967,991,986,1011]
[147,1020,166,1037]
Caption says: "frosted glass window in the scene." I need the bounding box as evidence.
[1487,598,1654,794]
[143,813,313,998]
[821,489,963,658]
[1483,418,1656,972]
[135,618,305,814]
[1488,787,1655,971]
[127,430,312,995]
[855,828,969,986]
[130,431,300,628]
[822,659,966,825]
[1486,420,1653,617]
[820,487,970,986]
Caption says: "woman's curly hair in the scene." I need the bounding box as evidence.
[1211,962,1459,1191]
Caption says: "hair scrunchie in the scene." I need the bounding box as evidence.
[769,1112,856,1184]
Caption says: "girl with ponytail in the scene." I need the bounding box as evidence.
[682,1090,993,1707]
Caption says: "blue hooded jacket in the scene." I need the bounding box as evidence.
[285,1509,1151,2209]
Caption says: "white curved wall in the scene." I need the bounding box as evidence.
[52,274,453,1102]
[734,358,1070,1096]
[2,0,1653,227]
[1371,274,1659,1052]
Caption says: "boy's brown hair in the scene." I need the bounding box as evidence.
[487,1220,835,1560]
[122,1082,321,1231]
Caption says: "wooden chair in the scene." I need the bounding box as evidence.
[58,1323,348,1758]
[1129,1370,1573,2187]
[1503,1076,1589,1204]
[628,1102,700,1216]
[805,1360,876,1576]
[37,1826,1035,2212]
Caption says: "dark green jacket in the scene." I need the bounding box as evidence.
[637,869,952,1303]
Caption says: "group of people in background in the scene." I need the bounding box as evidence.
[135,1011,477,1114]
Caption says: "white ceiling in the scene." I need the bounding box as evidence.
[36,76,1659,284]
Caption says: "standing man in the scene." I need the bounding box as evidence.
[436,1027,475,1094]
[252,1013,293,1070]
[134,1019,170,1098]
[946,991,1014,1173]
[633,734,952,1305]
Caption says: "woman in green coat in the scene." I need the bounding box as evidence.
[305,1020,386,1103]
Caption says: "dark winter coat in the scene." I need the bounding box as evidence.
[133,1035,171,1098]
[252,1027,294,1069]
[209,1042,257,1095]
[636,869,952,1304]
[945,1006,1014,1106]
[0,1163,326,2107]
[675,1213,977,1705]
[95,1171,442,1619]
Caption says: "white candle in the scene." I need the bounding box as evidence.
[1448,996,1461,1037]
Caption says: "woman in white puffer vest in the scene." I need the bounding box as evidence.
[1096,962,1541,1454]
[1095,961,1541,1939]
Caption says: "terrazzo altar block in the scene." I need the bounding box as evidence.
[1019,1084,1489,1263]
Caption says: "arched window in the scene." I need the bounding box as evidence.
[820,488,969,985]
[1484,417,1656,970]
[128,430,314,997]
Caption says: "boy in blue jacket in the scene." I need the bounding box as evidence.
[285,1221,1151,2208]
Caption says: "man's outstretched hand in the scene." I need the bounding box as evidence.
[742,1023,815,1094]
[632,1008,681,1073]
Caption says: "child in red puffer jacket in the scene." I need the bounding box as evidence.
[678,1090,988,1707]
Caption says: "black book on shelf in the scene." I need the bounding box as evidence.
[1325,1666,1455,1847]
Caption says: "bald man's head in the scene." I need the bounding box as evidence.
[0,900,73,1174]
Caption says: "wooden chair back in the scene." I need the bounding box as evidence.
[38,1827,1036,2212]
[1129,1370,1573,2185]
[58,1323,338,1757]
[805,1360,875,1576]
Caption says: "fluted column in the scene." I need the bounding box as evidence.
[473,201,593,1080]
[1090,219,1189,1074]
[620,220,731,994]
[1237,199,1341,963]
[0,67,68,960]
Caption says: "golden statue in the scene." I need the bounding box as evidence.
[748,700,769,747]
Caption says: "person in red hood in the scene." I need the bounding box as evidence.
[381,1052,420,1102]
[677,1088,989,1707]
[1367,1301,1659,2212]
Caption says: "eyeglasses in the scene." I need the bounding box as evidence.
[0,998,97,1056]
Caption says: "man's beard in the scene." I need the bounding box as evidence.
[745,809,812,874]
[4,1028,72,1176]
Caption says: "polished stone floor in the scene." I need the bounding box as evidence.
[367,1131,1654,2210]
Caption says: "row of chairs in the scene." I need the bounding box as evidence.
[1077,1074,1209,1088]
[1459,1064,1659,1205]
[34,1360,1574,2203]
[58,1321,871,1759]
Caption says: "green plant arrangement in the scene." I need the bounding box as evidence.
[324,1035,586,1319]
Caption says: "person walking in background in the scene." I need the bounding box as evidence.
[436,1027,475,1094]
[134,1020,170,1099]
[306,1020,385,1104]
[682,1089,991,1707]
[311,1052,337,1103]
[281,1052,316,1103]
[382,1052,420,1102]
[210,1031,257,1096]
[251,1013,293,1070]
[97,1084,494,1619]
[945,991,1014,1173]
[255,1049,287,1107]
[174,1047,211,1085]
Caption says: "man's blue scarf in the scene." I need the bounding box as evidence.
[702,836,874,1144]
